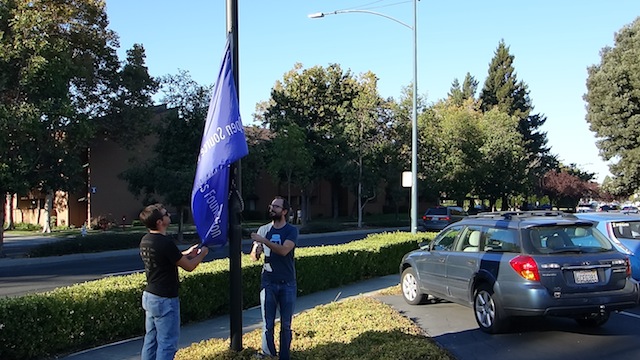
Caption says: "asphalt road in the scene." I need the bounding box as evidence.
[378,294,640,360]
[0,229,388,297]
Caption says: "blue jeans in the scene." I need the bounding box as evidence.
[260,280,297,360]
[141,291,180,360]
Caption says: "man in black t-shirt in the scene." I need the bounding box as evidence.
[139,204,208,360]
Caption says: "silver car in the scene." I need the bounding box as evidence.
[420,206,467,231]
[400,211,639,334]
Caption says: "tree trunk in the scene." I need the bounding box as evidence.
[500,195,509,211]
[5,193,14,230]
[286,171,292,212]
[0,193,5,257]
[177,206,184,243]
[331,179,340,219]
[357,154,363,228]
[42,191,53,233]
[300,192,308,226]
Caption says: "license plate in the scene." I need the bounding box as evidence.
[574,270,598,284]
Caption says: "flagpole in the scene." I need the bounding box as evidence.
[226,0,243,352]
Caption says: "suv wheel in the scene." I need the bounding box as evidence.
[575,312,610,327]
[473,284,509,333]
[401,267,428,305]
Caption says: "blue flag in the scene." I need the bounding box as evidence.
[191,39,248,247]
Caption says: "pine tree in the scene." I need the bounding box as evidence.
[479,40,552,204]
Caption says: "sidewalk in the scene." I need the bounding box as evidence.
[62,274,400,360]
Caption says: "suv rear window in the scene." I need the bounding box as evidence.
[425,207,447,215]
[527,226,613,254]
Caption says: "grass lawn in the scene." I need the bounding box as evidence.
[175,286,453,360]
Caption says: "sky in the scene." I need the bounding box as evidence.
[104,0,640,183]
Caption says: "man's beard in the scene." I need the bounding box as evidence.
[270,212,283,221]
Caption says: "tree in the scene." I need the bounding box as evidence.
[585,17,640,196]
[475,109,528,210]
[342,72,387,227]
[541,169,599,209]
[266,123,313,217]
[448,73,478,106]
[262,63,361,219]
[96,44,159,148]
[121,71,209,241]
[431,98,484,206]
[242,124,271,200]
[0,0,121,249]
[479,40,550,207]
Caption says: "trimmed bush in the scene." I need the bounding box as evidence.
[0,231,433,359]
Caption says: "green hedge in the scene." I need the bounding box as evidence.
[0,231,433,360]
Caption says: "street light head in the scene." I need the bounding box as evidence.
[308,12,325,19]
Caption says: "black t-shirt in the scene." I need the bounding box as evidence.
[139,233,183,298]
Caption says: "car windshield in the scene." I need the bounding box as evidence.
[425,207,447,215]
[527,225,613,254]
[610,221,640,239]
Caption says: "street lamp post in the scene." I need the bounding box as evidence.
[309,1,419,234]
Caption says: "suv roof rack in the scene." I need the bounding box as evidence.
[470,210,574,220]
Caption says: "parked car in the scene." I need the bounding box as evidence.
[576,202,597,213]
[574,212,640,281]
[622,205,639,214]
[420,206,467,231]
[400,211,639,334]
[598,204,619,212]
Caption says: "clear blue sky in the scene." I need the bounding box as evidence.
[105,0,640,183]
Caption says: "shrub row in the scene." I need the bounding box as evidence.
[0,231,433,360]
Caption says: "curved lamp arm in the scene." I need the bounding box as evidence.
[308,9,412,30]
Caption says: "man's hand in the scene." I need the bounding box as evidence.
[251,232,267,244]
[198,246,209,257]
[183,244,199,258]
[183,244,209,259]
[250,239,263,261]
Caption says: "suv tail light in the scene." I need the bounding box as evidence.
[442,216,451,221]
[509,255,540,281]
[625,257,631,278]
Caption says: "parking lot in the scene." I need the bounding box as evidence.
[378,294,640,360]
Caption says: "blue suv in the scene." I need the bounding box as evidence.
[400,211,639,334]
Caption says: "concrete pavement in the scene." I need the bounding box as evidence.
[62,275,400,360]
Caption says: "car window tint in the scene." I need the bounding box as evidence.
[485,228,519,252]
[611,221,640,239]
[432,226,461,251]
[426,207,447,215]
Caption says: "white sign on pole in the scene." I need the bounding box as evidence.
[402,171,412,188]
